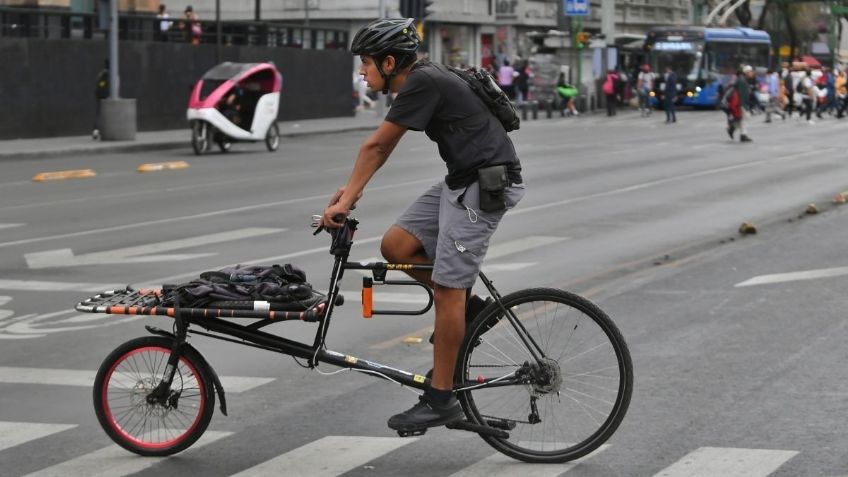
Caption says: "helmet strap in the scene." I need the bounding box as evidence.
[375,57,397,95]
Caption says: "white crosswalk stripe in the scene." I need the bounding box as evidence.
[229,435,415,477]
[0,420,804,477]
[0,366,274,393]
[21,431,232,477]
[653,446,799,477]
[0,421,76,452]
[448,444,609,477]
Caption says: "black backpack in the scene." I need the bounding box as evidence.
[446,65,520,132]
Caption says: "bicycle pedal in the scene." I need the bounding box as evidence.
[396,428,427,437]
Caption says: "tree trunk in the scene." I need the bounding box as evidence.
[735,0,752,27]
[781,1,797,60]
[755,0,774,29]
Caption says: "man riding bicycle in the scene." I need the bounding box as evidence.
[321,18,525,433]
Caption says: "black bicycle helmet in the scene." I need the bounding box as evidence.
[351,18,420,93]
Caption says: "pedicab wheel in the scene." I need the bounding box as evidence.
[217,140,232,153]
[191,121,210,155]
[93,336,216,456]
[265,122,280,151]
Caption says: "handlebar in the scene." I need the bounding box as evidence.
[311,214,359,256]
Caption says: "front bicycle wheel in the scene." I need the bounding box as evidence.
[456,288,632,463]
[93,336,215,456]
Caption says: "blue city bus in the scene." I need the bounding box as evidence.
[645,26,771,107]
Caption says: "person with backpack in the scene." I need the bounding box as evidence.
[722,66,753,142]
[321,18,524,434]
[92,59,110,140]
[603,69,619,116]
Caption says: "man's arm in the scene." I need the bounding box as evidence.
[322,120,408,226]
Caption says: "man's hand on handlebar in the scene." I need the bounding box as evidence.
[321,186,362,229]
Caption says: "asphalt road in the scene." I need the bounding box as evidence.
[1,110,847,476]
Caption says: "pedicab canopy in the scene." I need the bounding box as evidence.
[191,61,282,108]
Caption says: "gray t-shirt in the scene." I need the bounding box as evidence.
[385,61,521,189]
[638,71,655,90]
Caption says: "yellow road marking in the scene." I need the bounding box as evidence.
[137,161,190,172]
[32,169,97,182]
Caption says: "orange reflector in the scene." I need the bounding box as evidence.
[32,169,97,182]
[137,161,190,172]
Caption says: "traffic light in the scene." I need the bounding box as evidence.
[575,32,590,49]
[400,0,434,20]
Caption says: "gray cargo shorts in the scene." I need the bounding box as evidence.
[395,180,525,289]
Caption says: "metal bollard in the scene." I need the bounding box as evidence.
[545,100,553,119]
[520,102,527,121]
[531,101,538,120]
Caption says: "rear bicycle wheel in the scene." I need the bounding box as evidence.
[456,288,632,463]
[93,336,215,456]
[191,121,209,155]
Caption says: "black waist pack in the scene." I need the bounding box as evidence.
[478,164,508,213]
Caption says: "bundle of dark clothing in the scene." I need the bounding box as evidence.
[160,264,319,309]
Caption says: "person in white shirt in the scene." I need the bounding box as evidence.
[636,64,655,117]
[156,4,172,42]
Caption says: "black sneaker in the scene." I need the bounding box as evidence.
[727,125,735,139]
[740,134,752,142]
[428,295,493,344]
[387,395,463,432]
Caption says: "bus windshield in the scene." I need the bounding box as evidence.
[652,41,702,81]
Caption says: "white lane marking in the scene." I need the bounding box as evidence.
[653,447,798,477]
[25,228,285,269]
[509,149,831,217]
[0,422,76,452]
[735,266,848,287]
[230,435,415,477]
[22,431,231,477]
[0,280,121,292]
[0,367,274,393]
[0,223,24,230]
[0,177,438,249]
[483,236,568,261]
[482,262,537,272]
[450,444,609,477]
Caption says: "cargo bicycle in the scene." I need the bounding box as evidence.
[76,217,633,463]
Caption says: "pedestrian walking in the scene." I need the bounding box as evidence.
[764,69,785,123]
[662,66,677,123]
[556,72,579,116]
[514,59,531,103]
[782,64,796,119]
[497,59,516,100]
[156,4,172,41]
[636,64,655,117]
[798,69,815,124]
[725,66,753,142]
[324,18,524,434]
[603,69,619,116]
[835,68,847,119]
[92,59,109,141]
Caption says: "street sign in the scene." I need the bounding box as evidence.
[832,5,848,14]
[564,0,589,16]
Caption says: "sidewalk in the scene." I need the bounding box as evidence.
[0,110,383,160]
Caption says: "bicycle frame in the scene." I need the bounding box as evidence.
[149,218,548,396]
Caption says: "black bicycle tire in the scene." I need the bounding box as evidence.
[93,336,216,456]
[456,288,633,463]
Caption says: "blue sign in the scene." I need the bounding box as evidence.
[564,0,589,16]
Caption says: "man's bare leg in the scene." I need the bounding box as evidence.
[431,285,465,390]
[380,225,433,285]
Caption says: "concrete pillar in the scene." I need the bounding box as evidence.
[100,98,137,141]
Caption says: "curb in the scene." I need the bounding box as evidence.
[0,124,379,161]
